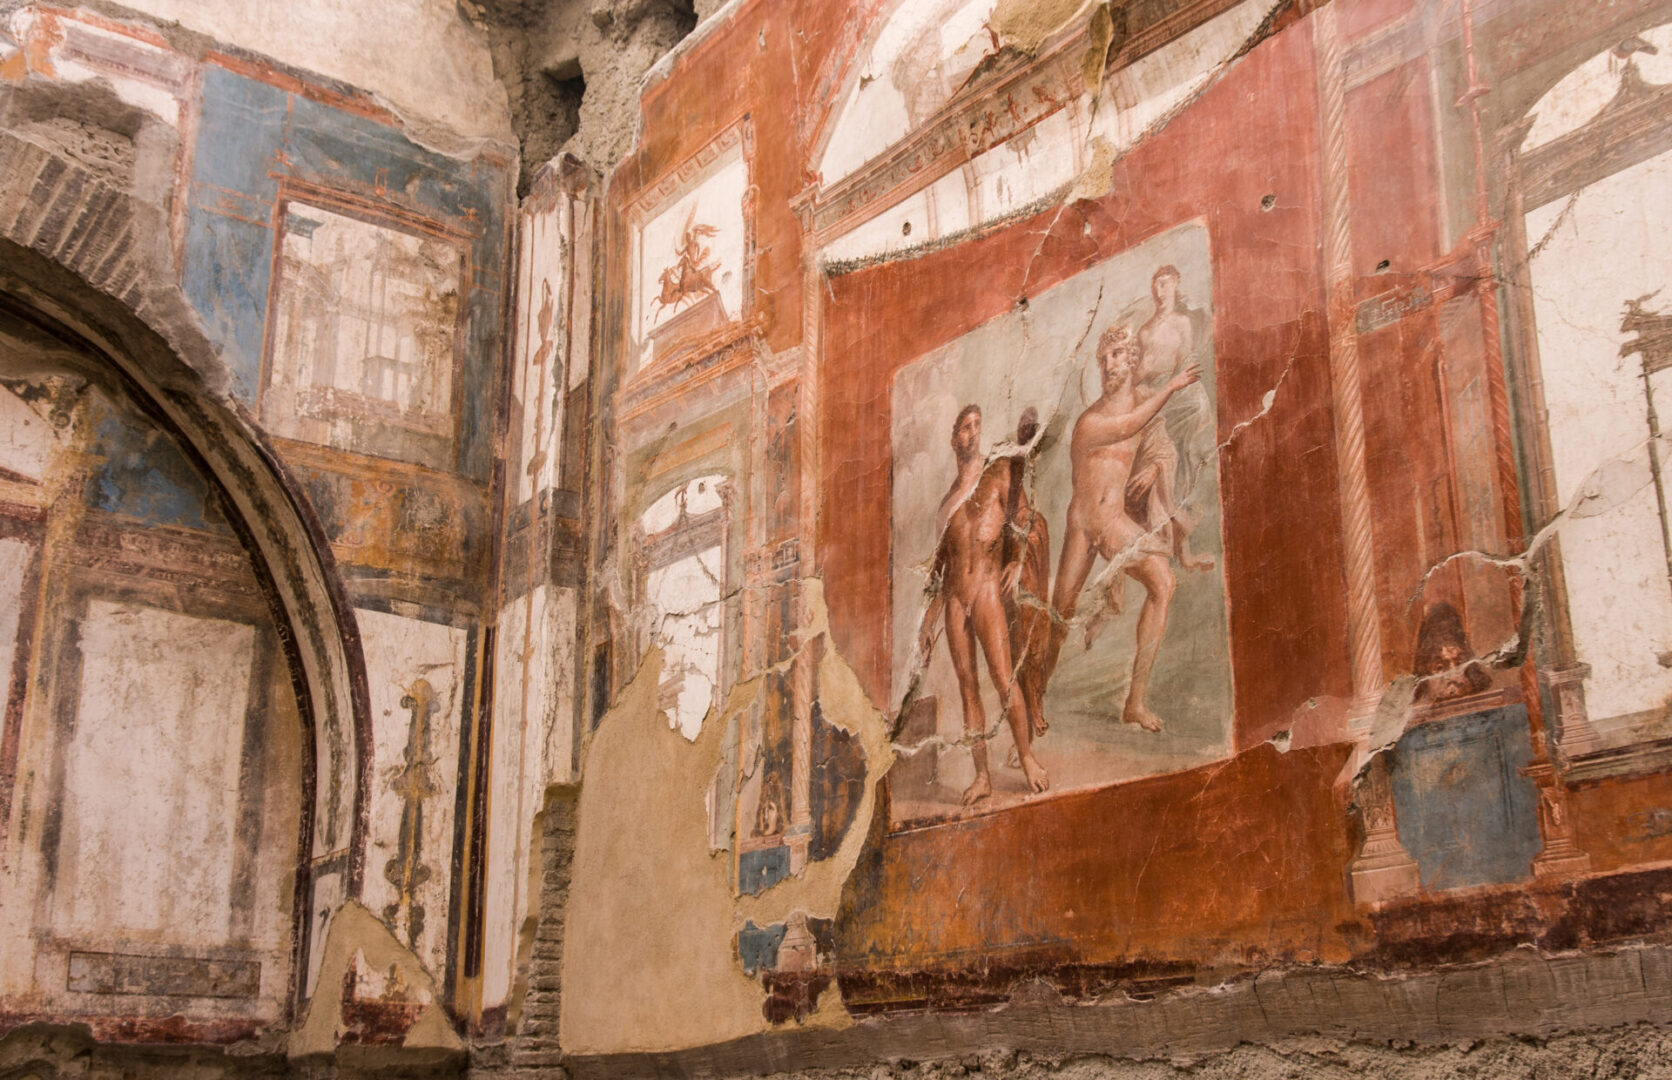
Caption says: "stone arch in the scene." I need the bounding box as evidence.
[0,77,372,1002]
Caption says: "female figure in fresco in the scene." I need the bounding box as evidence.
[1131,265,1215,572]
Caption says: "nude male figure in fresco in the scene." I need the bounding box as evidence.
[1042,325,1202,733]
[918,404,1050,805]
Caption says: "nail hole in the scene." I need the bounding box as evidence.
[901,220,912,236]
[1260,194,1276,211]
[1375,259,1391,273]
[1016,295,1029,310]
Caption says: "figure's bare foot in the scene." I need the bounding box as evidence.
[1004,746,1021,769]
[961,774,992,805]
[1179,549,1215,573]
[1123,702,1163,732]
[1019,753,1049,794]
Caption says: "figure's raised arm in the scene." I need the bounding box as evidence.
[1076,364,1202,448]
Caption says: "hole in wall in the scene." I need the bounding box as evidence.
[1375,259,1391,273]
[1260,193,1276,211]
[514,56,586,195]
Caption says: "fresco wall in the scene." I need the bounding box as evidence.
[562,0,1672,1056]
[0,1,534,1050]
[11,0,1672,1068]
[0,334,303,1037]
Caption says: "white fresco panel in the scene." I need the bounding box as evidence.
[633,146,748,361]
[0,384,57,482]
[356,607,469,976]
[0,538,32,769]
[514,197,572,505]
[1526,147,1672,731]
[264,203,462,458]
[55,601,255,939]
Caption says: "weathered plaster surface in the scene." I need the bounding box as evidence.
[13,0,1672,1072]
[561,584,893,1054]
[464,0,697,187]
[289,900,465,1067]
[83,0,512,145]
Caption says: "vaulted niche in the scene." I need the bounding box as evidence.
[0,304,305,1037]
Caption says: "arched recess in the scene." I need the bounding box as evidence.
[0,99,372,1005]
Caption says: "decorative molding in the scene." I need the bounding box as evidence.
[807,0,1248,242]
[624,117,754,226]
[66,951,261,1000]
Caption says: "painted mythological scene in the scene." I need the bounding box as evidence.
[890,223,1232,822]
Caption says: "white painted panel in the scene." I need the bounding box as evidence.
[822,189,933,265]
[481,584,579,1010]
[356,607,469,977]
[1522,24,1672,152]
[55,601,255,939]
[634,147,748,346]
[263,203,463,460]
[1525,146,1672,728]
[0,385,57,482]
[646,548,723,741]
[482,593,532,1009]
[514,196,573,505]
[0,539,32,770]
[969,107,1081,221]
[817,0,999,184]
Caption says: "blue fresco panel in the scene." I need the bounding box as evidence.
[1389,704,1540,892]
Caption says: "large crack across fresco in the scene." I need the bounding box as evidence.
[1365,429,1672,765]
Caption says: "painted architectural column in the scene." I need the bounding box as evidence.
[1314,4,1389,725]
[1314,2,1421,904]
[1452,0,1591,879]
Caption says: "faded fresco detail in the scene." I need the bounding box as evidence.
[890,225,1231,822]
[0,3,515,1048]
[0,346,303,1031]
[561,0,1672,1053]
[264,202,465,471]
[19,0,1672,1063]
[628,125,752,372]
[358,608,471,978]
[1517,23,1672,751]
[638,476,730,740]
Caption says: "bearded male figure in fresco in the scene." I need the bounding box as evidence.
[1081,266,1214,648]
[919,404,1050,804]
[1043,325,1202,733]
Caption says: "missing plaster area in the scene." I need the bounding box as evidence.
[521,58,587,192]
[464,0,700,190]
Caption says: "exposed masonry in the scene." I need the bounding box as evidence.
[522,942,1672,1080]
[462,0,699,191]
[506,784,579,1070]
